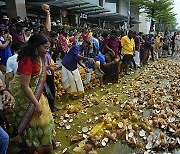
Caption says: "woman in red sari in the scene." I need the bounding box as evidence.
[10,34,56,153]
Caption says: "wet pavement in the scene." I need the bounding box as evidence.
[8,57,180,154]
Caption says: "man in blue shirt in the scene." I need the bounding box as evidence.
[92,33,99,55]
[84,52,120,85]
[61,40,94,98]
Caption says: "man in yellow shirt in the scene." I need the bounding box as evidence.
[120,30,135,75]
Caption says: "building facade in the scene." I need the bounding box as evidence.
[131,10,151,34]
[0,0,130,26]
[0,0,131,29]
[139,13,151,34]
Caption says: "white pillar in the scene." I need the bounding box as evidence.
[5,0,26,20]
[59,10,63,24]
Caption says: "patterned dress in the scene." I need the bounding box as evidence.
[10,57,56,153]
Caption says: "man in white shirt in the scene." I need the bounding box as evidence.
[6,54,18,75]
[5,42,24,88]
[174,31,180,56]
[24,28,32,43]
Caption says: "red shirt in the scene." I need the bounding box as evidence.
[69,36,75,43]
[17,57,40,76]
[58,34,69,52]
[102,37,109,54]
[81,32,90,41]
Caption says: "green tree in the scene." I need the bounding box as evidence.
[155,9,177,32]
[131,0,177,32]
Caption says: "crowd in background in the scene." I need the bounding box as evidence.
[0,4,180,154]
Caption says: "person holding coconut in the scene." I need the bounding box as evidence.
[105,30,121,83]
[42,5,60,112]
[10,4,57,154]
[61,40,94,98]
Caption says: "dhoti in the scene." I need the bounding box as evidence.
[133,50,140,67]
[61,65,84,95]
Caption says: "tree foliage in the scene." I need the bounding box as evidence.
[131,0,177,32]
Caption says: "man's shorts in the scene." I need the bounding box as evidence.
[122,54,133,65]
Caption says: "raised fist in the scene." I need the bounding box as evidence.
[42,4,50,13]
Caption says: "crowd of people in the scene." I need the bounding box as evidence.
[0,4,180,154]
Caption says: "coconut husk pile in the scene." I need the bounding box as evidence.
[54,59,180,154]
